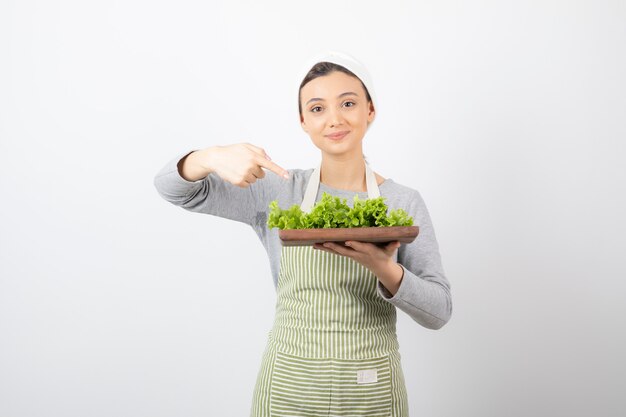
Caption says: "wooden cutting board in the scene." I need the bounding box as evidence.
[279,226,419,247]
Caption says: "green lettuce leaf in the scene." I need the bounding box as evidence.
[267,192,413,230]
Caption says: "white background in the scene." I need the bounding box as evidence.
[1,1,625,416]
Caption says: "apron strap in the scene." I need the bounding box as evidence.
[301,162,381,212]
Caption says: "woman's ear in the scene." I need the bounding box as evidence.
[367,101,376,123]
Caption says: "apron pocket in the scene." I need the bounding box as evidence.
[327,355,393,417]
[270,351,392,417]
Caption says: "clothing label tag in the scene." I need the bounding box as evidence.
[356,369,378,384]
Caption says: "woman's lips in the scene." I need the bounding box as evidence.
[325,130,350,140]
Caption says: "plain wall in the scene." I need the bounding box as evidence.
[1,1,625,416]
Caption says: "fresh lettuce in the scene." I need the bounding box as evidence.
[267,192,413,230]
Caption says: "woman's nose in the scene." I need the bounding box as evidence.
[328,107,344,127]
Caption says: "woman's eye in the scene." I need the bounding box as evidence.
[310,106,322,113]
[343,101,356,107]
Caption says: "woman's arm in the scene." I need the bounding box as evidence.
[376,193,452,330]
[154,143,289,226]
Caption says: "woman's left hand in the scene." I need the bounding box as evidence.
[313,240,404,296]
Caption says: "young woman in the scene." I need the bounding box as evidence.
[154,51,452,417]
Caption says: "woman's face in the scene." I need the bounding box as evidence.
[299,71,375,159]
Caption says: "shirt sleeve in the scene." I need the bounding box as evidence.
[153,151,282,227]
[376,191,453,330]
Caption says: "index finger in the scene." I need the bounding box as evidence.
[258,157,289,179]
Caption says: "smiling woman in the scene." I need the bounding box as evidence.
[154,51,452,417]
[299,70,375,173]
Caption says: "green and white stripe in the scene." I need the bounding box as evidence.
[251,246,409,416]
[274,246,399,359]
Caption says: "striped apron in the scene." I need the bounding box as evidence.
[251,163,409,416]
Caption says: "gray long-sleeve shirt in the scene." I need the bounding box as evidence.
[154,154,452,330]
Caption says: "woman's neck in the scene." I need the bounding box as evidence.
[320,154,368,192]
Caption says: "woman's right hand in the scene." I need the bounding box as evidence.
[178,143,289,187]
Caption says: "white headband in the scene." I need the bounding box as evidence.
[298,51,377,121]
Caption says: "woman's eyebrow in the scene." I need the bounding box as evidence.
[305,91,359,105]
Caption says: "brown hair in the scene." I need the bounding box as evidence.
[298,62,372,116]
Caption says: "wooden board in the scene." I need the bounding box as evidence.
[279,226,419,247]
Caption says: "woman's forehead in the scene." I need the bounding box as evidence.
[300,72,366,101]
